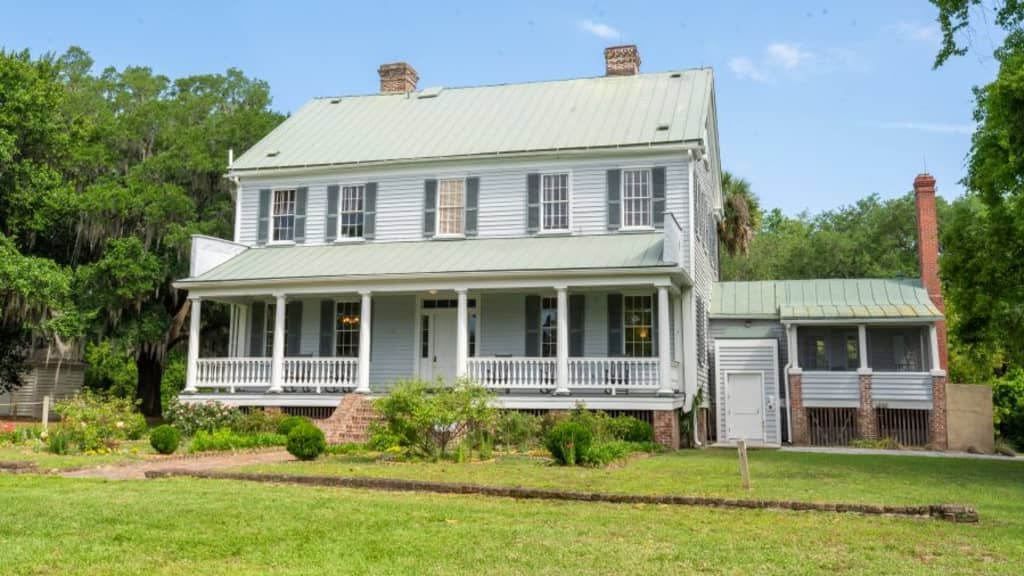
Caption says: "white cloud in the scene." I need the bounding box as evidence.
[874,121,973,135]
[765,42,814,70]
[579,19,620,41]
[728,56,768,82]
[891,21,941,44]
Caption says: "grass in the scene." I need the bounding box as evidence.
[0,442,150,470]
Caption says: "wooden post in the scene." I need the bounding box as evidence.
[41,395,50,429]
[737,439,750,490]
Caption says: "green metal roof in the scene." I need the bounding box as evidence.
[231,70,713,171]
[711,279,943,321]
[182,233,670,284]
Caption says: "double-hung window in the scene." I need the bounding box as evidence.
[623,295,654,357]
[622,169,652,228]
[271,189,297,242]
[541,173,569,231]
[339,185,365,239]
[335,301,361,357]
[437,179,465,236]
[540,297,558,357]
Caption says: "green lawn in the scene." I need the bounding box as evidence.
[0,442,149,470]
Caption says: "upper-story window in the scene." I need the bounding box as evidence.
[339,185,365,239]
[438,179,465,236]
[271,189,296,242]
[622,169,651,228]
[541,173,570,231]
[540,296,558,357]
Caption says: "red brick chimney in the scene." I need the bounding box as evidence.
[378,62,418,94]
[913,173,947,371]
[604,45,641,76]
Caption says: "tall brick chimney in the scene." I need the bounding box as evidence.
[914,173,948,371]
[378,62,418,94]
[604,45,641,76]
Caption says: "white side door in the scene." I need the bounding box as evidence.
[727,372,765,441]
[420,309,458,384]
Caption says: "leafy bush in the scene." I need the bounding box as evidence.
[0,423,43,445]
[287,423,326,460]
[189,428,286,452]
[493,411,542,451]
[52,391,147,452]
[545,420,593,466]
[372,379,495,459]
[993,370,1024,447]
[46,427,71,455]
[149,425,181,454]
[83,341,137,398]
[165,399,240,436]
[160,352,187,412]
[605,416,654,443]
[582,440,661,467]
[232,409,285,435]
[276,415,310,437]
[849,437,901,450]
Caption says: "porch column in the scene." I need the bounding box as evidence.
[929,324,942,373]
[856,323,877,439]
[184,296,201,394]
[672,292,684,392]
[928,323,948,449]
[858,324,869,371]
[268,293,286,393]
[356,291,372,394]
[554,286,569,395]
[456,288,469,379]
[656,285,673,396]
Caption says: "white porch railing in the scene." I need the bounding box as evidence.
[282,357,358,392]
[195,358,272,393]
[567,357,661,390]
[466,357,558,389]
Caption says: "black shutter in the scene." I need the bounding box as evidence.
[569,294,585,357]
[319,300,334,356]
[652,167,666,229]
[294,187,308,243]
[526,173,540,233]
[525,295,541,357]
[465,177,479,237]
[651,294,659,353]
[249,302,265,357]
[607,293,623,356]
[364,182,377,240]
[257,189,271,245]
[325,185,339,242]
[286,301,302,355]
[423,179,437,237]
[606,170,621,230]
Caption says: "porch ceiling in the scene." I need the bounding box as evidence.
[179,233,671,285]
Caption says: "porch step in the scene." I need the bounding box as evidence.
[316,394,381,445]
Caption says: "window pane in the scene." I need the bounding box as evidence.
[272,189,296,241]
[622,170,651,228]
[421,315,430,358]
[541,173,569,231]
[623,295,654,357]
[335,301,361,357]
[438,179,465,235]
[540,297,557,357]
[340,185,365,238]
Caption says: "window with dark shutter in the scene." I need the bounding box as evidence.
[569,294,585,357]
[652,167,666,228]
[525,295,541,357]
[423,179,437,237]
[606,170,621,231]
[526,173,541,234]
[257,189,271,245]
[465,177,479,237]
[607,293,623,356]
[325,185,339,242]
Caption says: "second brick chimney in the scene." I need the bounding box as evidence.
[914,173,948,371]
[378,62,419,94]
[604,45,641,76]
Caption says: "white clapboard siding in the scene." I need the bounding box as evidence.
[871,372,933,409]
[801,372,861,408]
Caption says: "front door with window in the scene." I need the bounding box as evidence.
[420,309,457,384]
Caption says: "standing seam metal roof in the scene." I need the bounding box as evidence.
[711,279,943,320]
[231,70,713,171]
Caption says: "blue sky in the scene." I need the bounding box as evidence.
[1,1,1001,214]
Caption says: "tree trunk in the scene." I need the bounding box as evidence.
[136,350,164,417]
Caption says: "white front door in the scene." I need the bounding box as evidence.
[727,372,765,441]
[420,309,458,384]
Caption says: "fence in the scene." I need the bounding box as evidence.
[807,408,858,446]
[876,408,930,447]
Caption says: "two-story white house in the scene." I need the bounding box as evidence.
[176,46,952,450]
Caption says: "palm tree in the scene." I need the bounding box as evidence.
[718,171,762,256]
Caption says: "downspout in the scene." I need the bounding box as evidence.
[782,323,794,444]
[686,149,702,447]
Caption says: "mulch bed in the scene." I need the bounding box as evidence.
[144,468,979,523]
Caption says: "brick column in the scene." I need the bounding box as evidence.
[788,370,809,445]
[930,374,948,449]
[653,410,679,449]
[857,371,878,440]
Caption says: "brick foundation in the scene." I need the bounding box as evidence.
[930,375,948,449]
[316,395,382,444]
[653,410,680,449]
[789,372,809,445]
[857,371,878,440]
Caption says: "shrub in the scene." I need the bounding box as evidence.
[53,391,148,452]
[189,428,286,452]
[493,411,542,451]
[545,420,593,466]
[165,399,240,436]
[149,425,181,454]
[0,423,43,445]
[276,415,310,437]
[232,409,285,435]
[993,370,1024,447]
[46,427,71,455]
[605,416,654,443]
[287,423,326,460]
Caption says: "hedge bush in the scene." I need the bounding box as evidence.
[149,425,181,454]
[165,400,239,436]
[993,370,1024,448]
[231,409,285,435]
[287,423,326,460]
[545,420,593,466]
[605,416,654,443]
[189,429,286,452]
[276,415,310,437]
